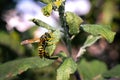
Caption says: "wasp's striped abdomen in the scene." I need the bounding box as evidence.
[37,32,52,58]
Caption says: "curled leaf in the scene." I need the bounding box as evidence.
[76,35,101,58]
[65,11,83,35]
[81,24,116,43]
[31,18,54,30]
[83,35,101,48]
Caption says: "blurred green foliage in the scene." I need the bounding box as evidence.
[78,58,107,80]
[103,64,120,78]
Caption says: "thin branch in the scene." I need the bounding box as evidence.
[58,1,81,80]
[58,1,72,56]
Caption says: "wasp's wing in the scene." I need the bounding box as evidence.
[21,38,40,45]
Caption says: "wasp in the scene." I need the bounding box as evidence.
[21,32,53,59]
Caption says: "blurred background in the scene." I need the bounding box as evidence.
[0,0,120,80]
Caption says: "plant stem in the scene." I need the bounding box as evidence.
[58,1,72,56]
[58,1,81,80]
[75,70,81,80]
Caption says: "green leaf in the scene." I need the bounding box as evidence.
[57,58,77,80]
[42,3,53,17]
[45,44,56,56]
[103,65,120,78]
[83,35,101,48]
[81,24,116,43]
[39,0,52,4]
[50,30,61,44]
[65,11,83,35]
[31,18,54,30]
[57,51,67,60]
[0,57,54,80]
[78,58,107,80]
[45,30,61,56]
